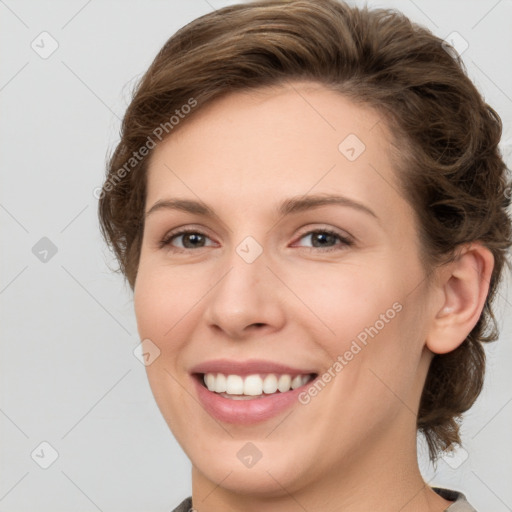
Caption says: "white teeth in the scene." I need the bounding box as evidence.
[277,374,291,392]
[291,375,303,389]
[262,374,278,394]
[244,374,263,396]
[214,373,227,393]
[202,372,314,397]
[226,375,244,394]
[205,373,215,391]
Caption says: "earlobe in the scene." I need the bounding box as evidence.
[425,243,494,355]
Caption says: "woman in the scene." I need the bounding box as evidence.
[98,1,511,510]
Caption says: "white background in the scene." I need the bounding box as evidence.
[1,0,511,510]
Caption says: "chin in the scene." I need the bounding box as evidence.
[193,458,308,497]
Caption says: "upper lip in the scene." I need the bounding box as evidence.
[190,359,317,377]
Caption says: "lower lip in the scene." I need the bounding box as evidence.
[192,375,315,425]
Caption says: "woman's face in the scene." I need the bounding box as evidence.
[134,82,437,497]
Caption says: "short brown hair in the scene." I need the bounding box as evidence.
[98,0,512,461]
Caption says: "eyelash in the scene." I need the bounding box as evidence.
[158,227,354,253]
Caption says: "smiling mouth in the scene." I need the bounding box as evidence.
[195,372,317,400]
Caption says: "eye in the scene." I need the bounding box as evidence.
[159,227,353,253]
[293,228,353,252]
[159,229,216,251]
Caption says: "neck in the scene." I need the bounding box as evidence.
[189,414,453,512]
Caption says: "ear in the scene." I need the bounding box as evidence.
[425,243,494,355]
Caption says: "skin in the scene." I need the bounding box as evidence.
[133,81,494,512]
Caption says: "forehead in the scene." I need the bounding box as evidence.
[145,81,408,225]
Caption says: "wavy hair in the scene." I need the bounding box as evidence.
[98,0,512,461]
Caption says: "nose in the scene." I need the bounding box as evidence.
[202,246,287,340]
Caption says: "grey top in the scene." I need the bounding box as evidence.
[171,487,477,511]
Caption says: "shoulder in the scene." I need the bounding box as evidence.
[433,487,478,511]
[170,496,193,512]
[171,492,477,511]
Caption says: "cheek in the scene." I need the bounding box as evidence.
[133,264,203,424]
[134,262,204,345]
[298,258,425,408]
[291,262,401,354]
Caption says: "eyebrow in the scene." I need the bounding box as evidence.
[145,194,378,220]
